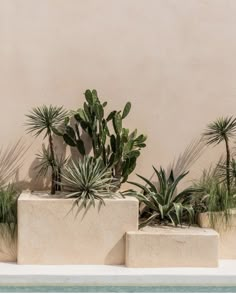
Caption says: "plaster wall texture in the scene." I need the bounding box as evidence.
[198,210,236,259]
[17,192,139,265]
[126,226,219,267]
[0,1,235,188]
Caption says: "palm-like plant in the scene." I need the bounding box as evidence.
[125,167,198,228]
[203,116,236,194]
[26,105,67,194]
[61,156,118,213]
[35,145,67,191]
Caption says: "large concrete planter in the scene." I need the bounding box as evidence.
[126,226,219,267]
[17,192,138,265]
[0,224,17,262]
[198,210,236,259]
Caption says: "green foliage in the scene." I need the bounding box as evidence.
[0,185,17,225]
[61,156,118,213]
[0,140,26,241]
[35,146,67,191]
[125,167,198,228]
[25,105,68,194]
[62,89,147,187]
[202,116,236,194]
[25,105,67,138]
[203,117,236,145]
[192,166,236,228]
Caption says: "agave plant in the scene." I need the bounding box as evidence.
[203,116,236,194]
[61,156,118,213]
[125,167,198,228]
[25,105,68,194]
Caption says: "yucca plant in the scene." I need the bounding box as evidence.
[26,105,67,194]
[125,167,198,228]
[61,156,118,214]
[203,116,236,194]
[35,145,68,192]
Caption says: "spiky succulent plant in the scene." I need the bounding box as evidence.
[25,105,68,194]
[61,156,118,212]
[124,167,199,228]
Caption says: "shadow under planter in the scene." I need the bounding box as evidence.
[198,210,236,259]
[126,225,219,268]
[17,192,138,265]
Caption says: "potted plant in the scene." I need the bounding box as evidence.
[124,166,218,267]
[17,90,145,265]
[195,117,236,258]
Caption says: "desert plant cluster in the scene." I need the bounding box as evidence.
[0,89,236,240]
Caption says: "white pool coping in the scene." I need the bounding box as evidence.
[0,260,235,286]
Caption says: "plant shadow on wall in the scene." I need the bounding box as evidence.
[0,139,27,260]
[25,89,147,214]
[193,116,236,228]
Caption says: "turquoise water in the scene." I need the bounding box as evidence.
[0,286,236,293]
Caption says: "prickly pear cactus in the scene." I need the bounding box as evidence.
[62,89,147,187]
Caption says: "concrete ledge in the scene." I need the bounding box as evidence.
[17,192,138,265]
[0,260,235,286]
[126,226,219,267]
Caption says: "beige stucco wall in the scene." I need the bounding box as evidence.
[0,0,235,189]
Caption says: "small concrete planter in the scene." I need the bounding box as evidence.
[17,192,138,265]
[0,224,17,262]
[126,226,219,268]
[198,210,236,259]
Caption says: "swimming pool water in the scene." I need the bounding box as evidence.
[0,285,236,292]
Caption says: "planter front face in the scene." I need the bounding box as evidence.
[126,226,219,267]
[17,192,138,265]
[198,211,236,259]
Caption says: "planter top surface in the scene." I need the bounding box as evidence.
[128,225,218,236]
[200,209,236,215]
[18,191,138,203]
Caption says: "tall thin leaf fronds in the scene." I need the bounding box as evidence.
[0,139,27,187]
[25,105,68,138]
[202,116,236,194]
[203,117,236,145]
[34,145,67,177]
[0,185,17,226]
[192,165,235,228]
[170,137,206,178]
[25,105,68,194]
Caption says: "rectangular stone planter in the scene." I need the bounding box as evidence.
[198,210,236,259]
[126,226,219,267]
[0,224,17,262]
[17,192,138,265]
